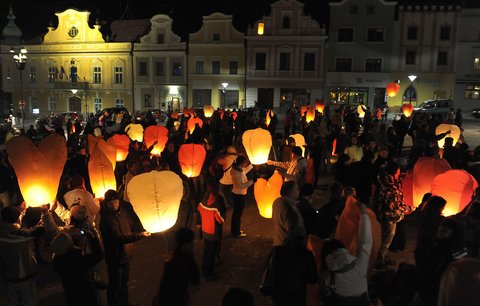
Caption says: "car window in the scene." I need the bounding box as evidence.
[424,102,434,109]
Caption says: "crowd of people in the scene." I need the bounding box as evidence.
[0,102,479,306]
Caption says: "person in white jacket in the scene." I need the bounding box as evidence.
[321,199,372,306]
[230,156,253,238]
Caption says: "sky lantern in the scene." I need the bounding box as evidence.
[183,107,195,118]
[203,105,214,118]
[178,143,206,178]
[290,134,306,157]
[435,123,461,148]
[402,171,415,207]
[218,109,225,119]
[242,128,272,165]
[305,107,315,123]
[127,170,183,233]
[254,171,283,218]
[357,104,366,118]
[402,102,414,117]
[314,99,325,113]
[88,134,116,170]
[412,157,451,207]
[265,110,274,127]
[88,146,117,199]
[170,111,179,119]
[144,125,169,156]
[106,134,130,162]
[125,123,144,142]
[431,170,478,216]
[187,117,203,134]
[299,106,308,117]
[229,111,238,121]
[386,82,400,97]
[7,134,67,207]
[257,22,264,35]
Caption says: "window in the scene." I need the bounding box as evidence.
[406,51,417,65]
[212,61,220,74]
[350,5,358,15]
[437,51,448,65]
[48,66,56,83]
[229,61,238,75]
[255,53,266,70]
[465,84,480,99]
[30,96,39,113]
[93,66,102,83]
[115,98,124,108]
[337,28,354,42]
[6,68,10,80]
[365,58,382,72]
[279,53,290,71]
[195,61,204,74]
[192,89,211,107]
[94,97,102,113]
[172,62,182,76]
[366,5,375,15]
[304,53,315,71]
[139,62,147,76]
[282,16,290,29]
[407,26,418,40]
[29,67,36,83]
[114,66,123,84]
[474,58,480,70]
[157,34,165,44]
[367,28,384,42]
[336,58,352,72]
[213,33,220,41]
[155,62,164,76]
[48,97,56,111]
[440,26,451,41]
[144,94,152,108]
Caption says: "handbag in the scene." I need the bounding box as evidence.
[259,249,276,296]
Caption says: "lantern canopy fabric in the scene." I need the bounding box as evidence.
[127,170,183,233]
[88,134,116,170]
[229,111,238,121]
[290,134,306,157]
[402,171,415,207]
[386,82,400,97]
[431,170,478,217]
[88,146,117,199]
[178,144,206,178]
[305,107,315,123]
[254,171,283,218]
[125,123,144,142]
[402,103,414,117]
[412,157,451,207]
[144,126,169,156]
[106,134,130,162]
[242,128,272,165]
[435,124,461,148]
[7,134,67,207]
[265,110,274,127]
[315,99,325,113]
[203,105,214,118]
[170,111,179,119]
[187,117,203,134]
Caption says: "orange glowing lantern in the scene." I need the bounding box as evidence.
[203,105,214,118]
[402,103,414,117]
[187,117,203,134]
[88,146,117,199]
[299,106,308,117]
[127,170,183,233]
[178,144,206,178]
[242,128,272,165]
[257,22,264,35]
[402,171,414,207]
[106,134,130,162]
[386,82,400,98]
[144,126,169,156]
[431,170,478,216]
[254,171,283,218]
[218,109,225,119]
[7,134,67,207]
[357,104,366,118]
[171,111,179,119]
[265,110,274,127]
[330,138,338,164]
[314,99,325,113]
[125,123,144,142]
[290,134,306,157]
[412,157,451,207]
[305,107,315,123]
[435,123,461,148]
[183,108,195,118]
[229,111,238,121]
[88,134,116,170]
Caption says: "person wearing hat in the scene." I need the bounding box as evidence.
[268,146,307,185]
[99,189,150,306]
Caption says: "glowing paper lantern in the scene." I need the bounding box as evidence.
[431,170,478,216]
[125,123,144,142]
[187,117,203,134]
[106,134,130,162]
[88,146,117,199]
[127,170,183,233]
[386,82,400,98]
[183,108,194,118]
[88,134,116,170]
[357,105,365,118]
[254,171,283,218]
[178,144,206,178]
[412,157,451,207]
[290,134,306,157]
[203,105,214,118]
[265,110,274,127]
[435,123,461,148]
[402,171,414,207]
[299,106,308,117]
[170,111,178,119]
[229,111,238,121]
[314,99,325,113]
[7,134,67,207]
[257,22,264,35]
[402,103,414,117]
[242,128,272,165]
[144,126,169,156]
[305,107,315,123]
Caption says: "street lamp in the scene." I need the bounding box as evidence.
[408,74,417,106]
[11,47,27,129]
[221,82,228,109]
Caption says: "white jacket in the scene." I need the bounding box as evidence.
[230,164,253,195]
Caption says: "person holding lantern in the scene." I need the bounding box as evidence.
[230,156,254,238]
[268,146,307,185]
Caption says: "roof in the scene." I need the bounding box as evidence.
[109,19,151,42]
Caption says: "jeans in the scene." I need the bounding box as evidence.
[107,262,130,306]
[6,278,37,306]
[219,184,233,208]
[231,193,246,236]
[202,239,220,277]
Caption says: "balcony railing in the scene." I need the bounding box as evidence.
[53,81,89,90]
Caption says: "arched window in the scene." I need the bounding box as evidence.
[403,85,417,102]
[282,16,290,29]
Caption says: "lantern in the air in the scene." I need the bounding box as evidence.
[257,22,264,35]
[127,170,183,233]
[265,110,274,127]
[7,134,67,207]
[125,123,144,142]
[357,105,365,118]
[435,124,461,148]
[88,146,117,199]
[254,171,283,218]
[315,99,325,113]
[242,128,272,165]
[412,157,451,207]
[178,144,206,178]
[402,103,414,117]
[187,117,203,134]
[106,134,130,162]
[88,134,116,170]
[290,134,306,157]
[306,107,315,123]
[386,82,400,98]
[203,105,214,118]
[144,126,169,156]
[431,170,478,216]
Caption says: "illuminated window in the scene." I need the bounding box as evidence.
[48,67,56,83]
[144,94,152,107]
[94,97,102,113]
[212,61,220,74]
[48,96,56,111]
[93,66,102,83]
[474,58,480,70]
[465,84,480,99]
[114,66,123,84]
[30,96,39,113]
[29,67,36,83]
[115,98,124,107]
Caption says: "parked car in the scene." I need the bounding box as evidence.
[413,99,453,115]
[471,108,480,118]
[138,109,167,122]
[95,107,129,117]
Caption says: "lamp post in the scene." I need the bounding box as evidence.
[11,47,27,129]
[408,74,417,106]
[221,82,228,109]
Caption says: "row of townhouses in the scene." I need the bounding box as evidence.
[1,0,480,120]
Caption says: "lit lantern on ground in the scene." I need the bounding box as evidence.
[386,82,400,97]
[187,117,203,134]
[257,22,264,35]
[254,171,283,218]
[290,134,306,157]
[144,126,169,156]
[89,146,117,199]
[357,104,365,118]
[125,123,144,142]
[88,134,116,170]
[306,107,315,123]
[242,128,272,165]
[229,111,238,121]
[7,134,67,207]
[315,99,325,113]
[431,170,478,216]
[435,123,461,148]
[265,110,274,127]
[203,105,214,118]
[412,157,451,207]
[178,144,206,178]
[127,170,183,233]
[402,103,414,117]
[106,134,130,162]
